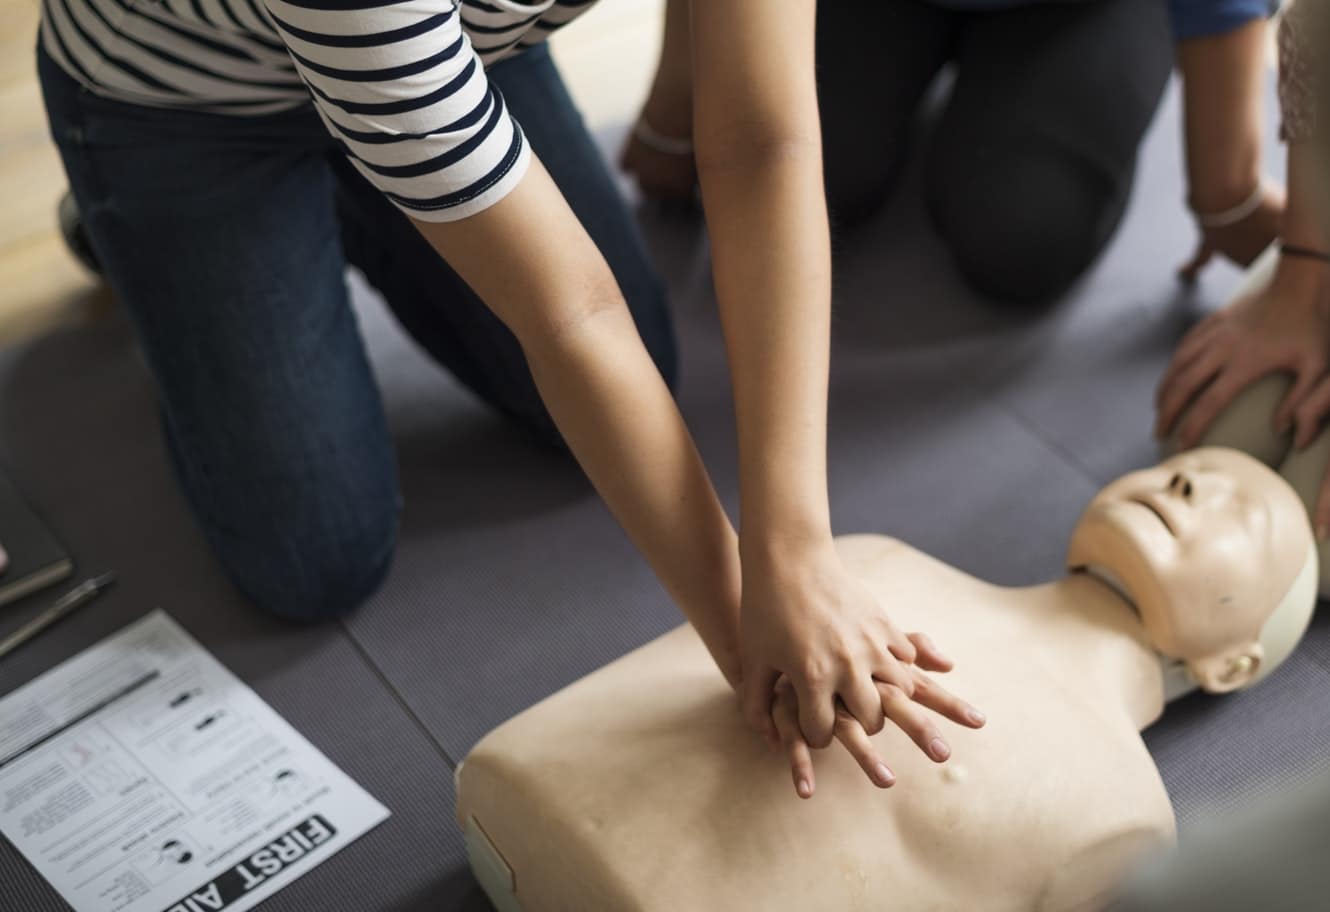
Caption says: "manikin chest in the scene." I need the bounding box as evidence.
[456,538,1177,912]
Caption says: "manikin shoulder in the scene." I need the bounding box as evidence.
[835,534,993,592]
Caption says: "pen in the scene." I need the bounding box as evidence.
[0,572,116,659]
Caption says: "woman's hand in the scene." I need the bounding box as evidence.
[738,541,979,755]
[1178,183,1284,283]
[620,0,696,203]
[619,126,697,203]
[1155,255,1330,447]
[769,633,986,799]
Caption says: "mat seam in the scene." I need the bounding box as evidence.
[339,620,462,771]
[985,394,1112,490]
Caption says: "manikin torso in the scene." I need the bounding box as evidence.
[457,535,1180,912]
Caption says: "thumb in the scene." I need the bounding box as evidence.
[1178,240,1214,285]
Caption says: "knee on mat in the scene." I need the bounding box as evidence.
[214,500,400,624]
[825,166,895,228]
[928,145,1127,307]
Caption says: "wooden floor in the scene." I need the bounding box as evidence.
[0,0,110,346]
[0,0,662,347]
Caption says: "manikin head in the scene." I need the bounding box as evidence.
[1067,448,1317,693]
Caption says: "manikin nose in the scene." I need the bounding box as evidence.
[1167,472,1194,500]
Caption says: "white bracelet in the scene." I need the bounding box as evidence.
[1192,182,1265,229]
[632,118,693,156]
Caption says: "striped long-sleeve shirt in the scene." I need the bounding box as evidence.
[41,0,598,221]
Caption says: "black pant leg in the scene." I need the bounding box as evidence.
[927,0,1173,305]
[816,0,960,225]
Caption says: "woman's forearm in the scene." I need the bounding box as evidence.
[690,0,833,556]
[527,306,745,684]
[698,142,834,555]
[1177,20,1269,211]
[1284,140,1329,250]
[415,160,742,683]
[523,306,743,683]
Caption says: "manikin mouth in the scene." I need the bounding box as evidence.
[1128,496,1175,536]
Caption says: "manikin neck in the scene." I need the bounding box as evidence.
[1033,569,1197,730]
[1072,566,1199,703]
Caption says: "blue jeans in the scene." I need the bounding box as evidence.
[38,44,677,622]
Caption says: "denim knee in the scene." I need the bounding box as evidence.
[630,273,679,394]
[207,493,401,624]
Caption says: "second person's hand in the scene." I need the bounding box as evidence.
[1155,252,1330,447]
[1178,182,1284,284]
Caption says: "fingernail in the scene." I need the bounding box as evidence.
[797,778,812,799]
[874,762,895,787]
[966,708,986,727]
[930,738,951,762]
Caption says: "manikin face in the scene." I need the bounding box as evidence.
[1067,448,1312,691]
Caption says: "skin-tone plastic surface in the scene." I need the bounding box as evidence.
[455,449,1315,912]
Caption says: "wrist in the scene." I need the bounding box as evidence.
[739,516,836,571]
[1188,175,1265,224]
[1273,247,1330,298]
[641,79,692,142]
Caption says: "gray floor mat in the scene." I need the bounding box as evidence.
[0,325,490,911]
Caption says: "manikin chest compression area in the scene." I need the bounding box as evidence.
[455,448,1318,912]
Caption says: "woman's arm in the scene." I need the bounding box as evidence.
[620,0,697,200]
[415,164,744,686]
[1176,18,1284,280]
[688,0,969,752]
[1157,1,1330,447]
[265,0,748,681]
[1156,137,1330,446]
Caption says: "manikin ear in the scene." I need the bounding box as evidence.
[1187,643,1265,694]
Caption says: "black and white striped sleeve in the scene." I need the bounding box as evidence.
[264,0,529,222]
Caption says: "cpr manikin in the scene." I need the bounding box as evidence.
[455,448,1318,912]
